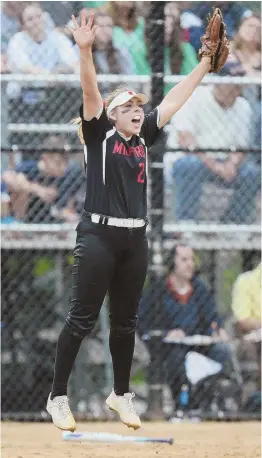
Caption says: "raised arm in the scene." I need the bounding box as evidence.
[68,11,103,121]
[158,57,211,129]
[158,8,229,128]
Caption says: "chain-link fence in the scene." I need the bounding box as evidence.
[1,1,261,422]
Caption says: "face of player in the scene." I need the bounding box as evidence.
[21,5,45,40]
[238,17,261,46]
[173,246,195,281]
[95,15,114,48]
[112,98,145,137]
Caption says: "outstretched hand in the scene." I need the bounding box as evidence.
[67,10,98,50]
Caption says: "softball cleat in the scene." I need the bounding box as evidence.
[106,391,141,430]
[46,393,76,432]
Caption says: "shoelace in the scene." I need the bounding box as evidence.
[124,393,137,415]
[55,396,72,419]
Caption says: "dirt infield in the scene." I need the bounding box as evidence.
[2,421,261,458]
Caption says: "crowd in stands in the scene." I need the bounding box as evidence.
[1,1,260,77]
[1,1,261,225]
[138,245,261,417]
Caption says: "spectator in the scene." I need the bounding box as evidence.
[228,14,261,148]
[145,2,198,94]
[93,10,134,75]
[43,1,83,30]
[109,1,151,75]
[7,2,79,74]
[229,14,261,77]
[1,179,15,224]
[231,263,261,335]
[1,1,54,61]
[168,64,261,224]
[182,1,253,54]
[139,244,230,410]
[6,3,80,145]
[164,2,198,77]
[231,263,261,393]
[1,1,23,72]
[2,136,85,223]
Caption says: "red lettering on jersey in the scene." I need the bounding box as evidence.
[122,145,128,156]
[140,145,146,157]
[113,140,123,154]
[133,145,145,157]
[113,140,145,158]
[133,146,140,157]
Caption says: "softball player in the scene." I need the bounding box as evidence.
[46,10,216,432]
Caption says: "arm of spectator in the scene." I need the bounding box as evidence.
[236,318,261,333]
[211,322,230,342]
[53,198,80,222]
[1,53,9,74]
[199,153,245,181]
[158,57,211,128]
[3,171,32,193]
[197,280,223,336]
[166,329,186,339]
[3,171,57,203]
[7,34,49,74]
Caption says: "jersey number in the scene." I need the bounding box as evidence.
[137,162,145,183]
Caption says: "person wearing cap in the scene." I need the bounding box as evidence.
[46,10,217,432]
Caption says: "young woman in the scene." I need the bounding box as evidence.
[229,14,261,77]
[228,14,261,147]
[46,10,213,432]
[93,10,134,75]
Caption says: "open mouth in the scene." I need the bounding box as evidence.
[132,115,141,126]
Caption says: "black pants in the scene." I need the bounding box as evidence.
[51,214,148,398]
[67,215,148,336]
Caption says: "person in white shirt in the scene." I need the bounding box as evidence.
[7,3,79,74]
[168,66,260,223]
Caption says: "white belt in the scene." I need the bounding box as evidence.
[91,213,146,228]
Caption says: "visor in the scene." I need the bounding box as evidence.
[106,90,148,117]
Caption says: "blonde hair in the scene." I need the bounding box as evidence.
[72,86,134,144]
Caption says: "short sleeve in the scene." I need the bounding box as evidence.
[15,160,38,180]
[140,107,162,148]
[79,104,111,147]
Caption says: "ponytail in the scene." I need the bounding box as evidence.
[71,117,84,144]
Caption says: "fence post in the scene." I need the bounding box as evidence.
[146,1,166,419]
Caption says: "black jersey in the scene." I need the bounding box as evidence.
[80,105,161,219]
